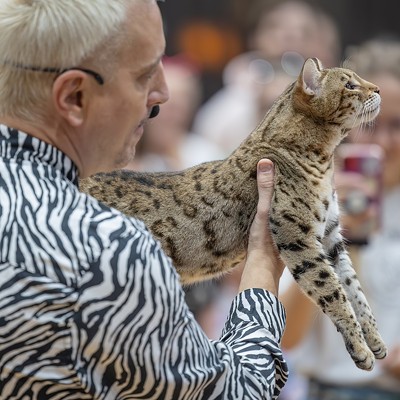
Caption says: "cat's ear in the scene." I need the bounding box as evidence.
[300,58,323,96]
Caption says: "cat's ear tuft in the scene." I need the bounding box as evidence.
[300,58,323,96]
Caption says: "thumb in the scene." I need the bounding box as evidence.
[256,159,275,214]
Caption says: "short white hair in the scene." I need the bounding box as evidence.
[0,0,132,121]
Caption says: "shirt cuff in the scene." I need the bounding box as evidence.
[221,288,286,343]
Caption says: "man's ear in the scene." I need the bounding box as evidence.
[52,71,87,127]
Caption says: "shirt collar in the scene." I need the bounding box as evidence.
[0,124,79,185]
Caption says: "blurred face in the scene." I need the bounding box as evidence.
[250,1,319,61]
[349,73,400,191]
[85,0,169,175]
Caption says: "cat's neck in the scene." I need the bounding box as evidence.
[231,104,340,175]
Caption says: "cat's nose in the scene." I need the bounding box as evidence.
[374,86,380,94]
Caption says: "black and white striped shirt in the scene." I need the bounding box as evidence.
[0,125,288,399]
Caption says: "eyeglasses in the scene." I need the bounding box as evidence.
[3,61,104,85]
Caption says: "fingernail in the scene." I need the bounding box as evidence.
[259,163,272,173]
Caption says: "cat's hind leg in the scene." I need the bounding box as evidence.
[323,217,387,360]
[278,235,376,370]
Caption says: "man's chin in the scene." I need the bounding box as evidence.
[116,150,136,171]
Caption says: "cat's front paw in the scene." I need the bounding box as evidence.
[361,324,387,360]
[371,343,387,359]
[345,338,375,371]
[353,347,375,371]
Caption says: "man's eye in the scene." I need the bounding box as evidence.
[141,69,157,82]
[141,73,152,82]
[345,82,356,90]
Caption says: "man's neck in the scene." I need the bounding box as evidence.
[0,116,54,144]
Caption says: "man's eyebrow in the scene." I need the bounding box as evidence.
[138,53,164,75]
[153,53,165,68]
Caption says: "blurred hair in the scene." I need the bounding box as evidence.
[241,0,341,67]
[345,36,400,80]
[244,0,324,39]
[0,0,133,121]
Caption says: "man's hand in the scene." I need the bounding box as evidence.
[239,159,285,296]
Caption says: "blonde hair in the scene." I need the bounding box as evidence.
[0,0,132,121]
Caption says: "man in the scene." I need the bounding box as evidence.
[0,1,288,399]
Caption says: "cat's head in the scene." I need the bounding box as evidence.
[293,58,380,131]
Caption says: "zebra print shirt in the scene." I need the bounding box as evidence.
[0,125,288,400]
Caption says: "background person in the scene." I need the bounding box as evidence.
[192,0,341,156]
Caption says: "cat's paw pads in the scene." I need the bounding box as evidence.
[364,332,387,359]
[353,348,375,371]
[348,342,375,371]
[371,344,387,359]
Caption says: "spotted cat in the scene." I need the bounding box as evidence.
[81,58,387,370]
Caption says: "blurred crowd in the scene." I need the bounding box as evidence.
[126,1,400,399]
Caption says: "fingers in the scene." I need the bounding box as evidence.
[238,159,283,295]
[248,158,275,249]
[256,159,275,215]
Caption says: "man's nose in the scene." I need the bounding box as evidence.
[149,65,170,107]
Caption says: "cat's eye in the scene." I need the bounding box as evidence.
[345,82,356,90]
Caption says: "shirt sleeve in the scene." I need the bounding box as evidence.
[75,215,288,399]
[218,289,288,399]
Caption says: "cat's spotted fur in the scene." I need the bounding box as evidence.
[81,58,387,370]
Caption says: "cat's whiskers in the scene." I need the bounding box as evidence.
[350,103,365,133]
[362,119,376,141]
[350,104,377,141]
[351,125,364,142]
